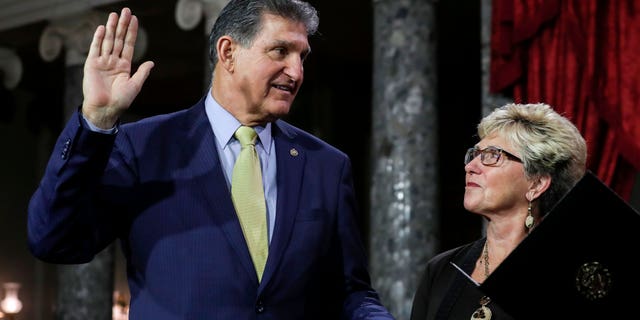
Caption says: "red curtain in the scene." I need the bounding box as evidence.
[490,0,640,200]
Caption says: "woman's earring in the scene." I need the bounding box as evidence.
[525,201,535,231]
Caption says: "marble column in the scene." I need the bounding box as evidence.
[38,11,147,320]
[371,1,439,319]
[175,0,229,87]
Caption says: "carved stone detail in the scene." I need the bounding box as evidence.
[175,0,229,33]
[0,0,124,31]
[39,10,147,66]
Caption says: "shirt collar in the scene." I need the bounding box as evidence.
[204,91,273,153]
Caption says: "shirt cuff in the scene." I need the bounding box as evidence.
[81,113,118,134]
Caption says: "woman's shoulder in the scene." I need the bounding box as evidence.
[411,240,483,320]
[428,240,479,268]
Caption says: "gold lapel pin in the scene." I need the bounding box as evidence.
[290,148,299,157]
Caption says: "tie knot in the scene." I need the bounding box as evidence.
[235,126,257,147]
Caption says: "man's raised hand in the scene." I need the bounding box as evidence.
[82,7,154,129]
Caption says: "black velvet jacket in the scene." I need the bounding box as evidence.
[410,238,515,320]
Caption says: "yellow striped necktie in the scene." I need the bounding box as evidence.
[231,126,268,282]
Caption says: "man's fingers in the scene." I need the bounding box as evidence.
[130,60,154,94]
[113,8,132,57]
[121,15,139,62]
[87,25,105,58]
[101,12,118,56]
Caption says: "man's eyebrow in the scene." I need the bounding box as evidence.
[271,40,311,54]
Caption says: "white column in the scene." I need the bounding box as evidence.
[39,10,148,67]
[39,10,148,120]
[0,47,22,89]
[175,0,229,33]
[36,10,147,320]
[175,0,228,88]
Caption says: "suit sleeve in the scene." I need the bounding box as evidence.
[336,158,396,320]
[27,111,132,263]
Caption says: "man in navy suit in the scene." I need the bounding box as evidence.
[27,0,395,319]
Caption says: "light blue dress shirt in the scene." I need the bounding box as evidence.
[204,92,278,243]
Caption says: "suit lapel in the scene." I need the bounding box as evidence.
[178,107,306,287]
[259,121,305,289]
[179,100,258,283]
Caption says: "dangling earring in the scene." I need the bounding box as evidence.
[525,200,534,231]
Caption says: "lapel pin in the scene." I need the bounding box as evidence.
[290,148,299,157]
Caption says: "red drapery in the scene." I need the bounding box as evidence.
[490,0,640,200]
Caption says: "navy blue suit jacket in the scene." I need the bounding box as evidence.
[28,98,394,319]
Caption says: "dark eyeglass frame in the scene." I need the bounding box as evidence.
[464,146,522,166]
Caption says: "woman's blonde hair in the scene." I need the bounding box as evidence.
[478,103,587,214]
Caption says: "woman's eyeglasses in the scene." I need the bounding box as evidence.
[464,146,522,166]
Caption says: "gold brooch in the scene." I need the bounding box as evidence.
[575,261,612,301]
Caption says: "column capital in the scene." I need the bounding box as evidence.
[0,47,22,89]
[39,10,148,66]
[175,0,229,33]
[0,0,124,31]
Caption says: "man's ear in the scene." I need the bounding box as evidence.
[217,36,236,72]
[527,175,552,201]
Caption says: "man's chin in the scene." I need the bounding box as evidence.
[266,103,293,118]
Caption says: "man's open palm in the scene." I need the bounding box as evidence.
[82,7,154,129]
